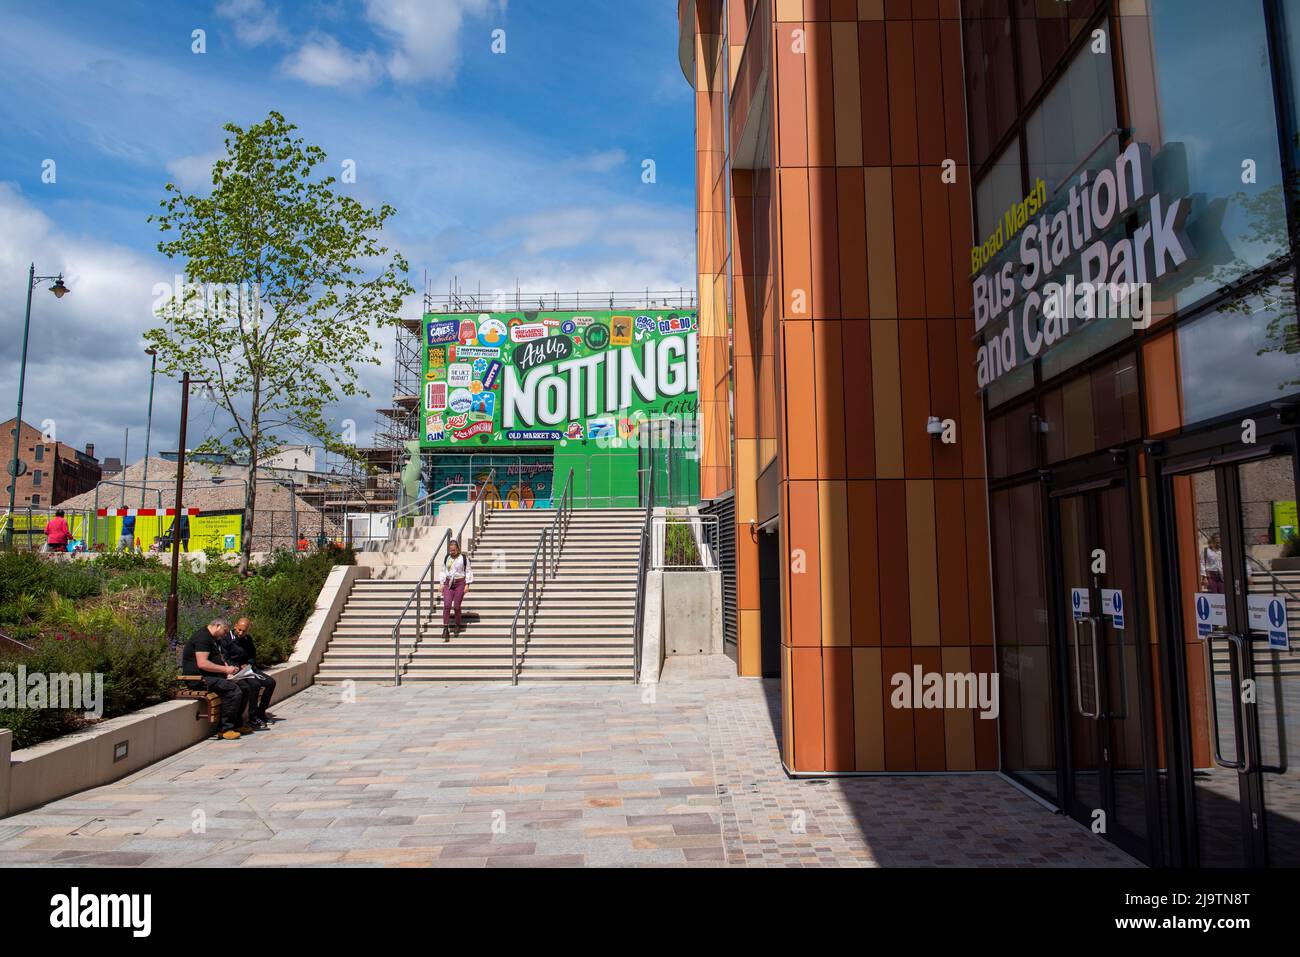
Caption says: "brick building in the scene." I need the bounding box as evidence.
[1,418,102,508]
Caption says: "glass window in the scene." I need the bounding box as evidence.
[987,399,1038,479]
[1134,0,1289,311]
[991,482,1057,798]
[1024,22,1115,197]
[1041,352,1141,463]
[1178,283,1300,425]
[975,137,1023,239]
[965,0,1018,169]
[1024,27,1128,381]
[1276,0,1300,168]
[32,469,41,487]
[34,445,44,462]
[1016,0,1104,103]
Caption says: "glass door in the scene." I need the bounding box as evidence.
[1166,452,1300,866]
[1052,474,1156,862]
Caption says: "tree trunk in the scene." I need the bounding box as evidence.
[240,431,259,576]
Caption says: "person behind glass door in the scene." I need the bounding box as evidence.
[1203,531,1224,593]
[440,538,473,641]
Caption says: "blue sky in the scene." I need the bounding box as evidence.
[0,0,695,461]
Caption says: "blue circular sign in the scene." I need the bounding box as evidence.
[1269,598,1285,628]
[1196,595,1210,621]
[561,319,577,335]
[1112,591,1123,613]
[1072,590,1081,610]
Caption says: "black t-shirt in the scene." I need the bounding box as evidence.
[181,627,227,678]
[223,632,256,666]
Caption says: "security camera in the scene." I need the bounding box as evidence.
[926,416,945,437]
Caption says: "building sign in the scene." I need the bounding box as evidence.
[971,141,1197,390]
[971,178,1047,276]
[1273,500,1298,544]
[421,309,699,447]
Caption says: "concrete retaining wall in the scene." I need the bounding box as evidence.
[663,571,724,656]
[0,562,365,819]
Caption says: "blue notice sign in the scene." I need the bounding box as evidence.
[1268,597,1289,651]
[1194,592,1226,638]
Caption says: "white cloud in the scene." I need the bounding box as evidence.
[363,0,504,85]
[568,149,627,173]
[275,0,505,89]
[165,151,223,191]
[215,0,286,47]
[280,36,381,88]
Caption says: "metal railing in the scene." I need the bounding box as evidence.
[391,470,496,686]
[508,468,575,684]
[425,288,698,314]
[389,481,477,531]
[651,513,720,571]
[631,468,656,683]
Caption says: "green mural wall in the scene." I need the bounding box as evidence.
[420,309,700,507]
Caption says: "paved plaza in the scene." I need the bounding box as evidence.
[0,658,1136,867]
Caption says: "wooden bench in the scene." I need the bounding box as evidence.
[175,676,221,725]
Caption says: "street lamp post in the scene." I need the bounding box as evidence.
[5,264,69,549]
[165,371,210,643]
[141,348,157,508]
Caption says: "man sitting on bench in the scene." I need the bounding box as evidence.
[181,618,255,741]
[223,617,277,727]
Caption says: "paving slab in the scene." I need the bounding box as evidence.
[0,671,1137,868]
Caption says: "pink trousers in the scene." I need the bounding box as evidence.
[441,578,467,628]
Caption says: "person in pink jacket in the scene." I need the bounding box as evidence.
[44,510,71,553]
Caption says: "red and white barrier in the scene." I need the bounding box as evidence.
[96,507,201,517]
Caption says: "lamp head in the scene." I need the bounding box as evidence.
[49,276,69,299]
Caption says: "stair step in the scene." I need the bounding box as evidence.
[327,638,633,650]
[336,621,635,632]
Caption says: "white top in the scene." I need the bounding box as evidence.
[443,553,473,584]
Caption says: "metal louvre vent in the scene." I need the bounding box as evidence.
[700,490,737,657]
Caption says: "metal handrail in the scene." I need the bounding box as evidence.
[390,470,495,686]
[1245,554,1300,606]
[631,468,656,683]
[546,468,575,577]
[510,529,548,685]
[456,468,497,551]
[392,481,477,527]
[391,527,449,686]
[508,468,574,684]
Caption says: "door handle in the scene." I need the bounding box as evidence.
[1225,632,1256,776]
[1203,632,1246,771]
[1072,616,1101,719]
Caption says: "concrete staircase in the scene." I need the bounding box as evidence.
[355,521,449,580]
[316,507,645,683]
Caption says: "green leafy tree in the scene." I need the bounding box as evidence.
[146,111,413,573]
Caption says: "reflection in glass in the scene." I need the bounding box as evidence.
[1177,282,1300,426]
[1142,0,1288,311]
[1236,457,1300,866]
[965,0,1018,170]
[1024,22,1115,195]
[1175,469,1248,866]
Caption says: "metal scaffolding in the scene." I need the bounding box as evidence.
[422,277,698,315]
